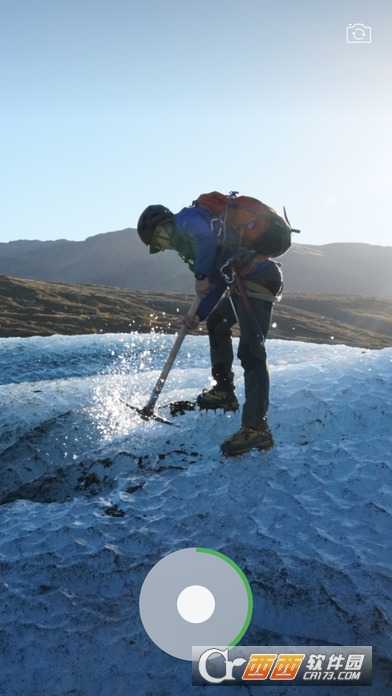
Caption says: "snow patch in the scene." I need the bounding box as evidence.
[0,334,391,694]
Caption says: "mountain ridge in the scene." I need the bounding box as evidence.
[1,229,392,298]
[1,274,392,348]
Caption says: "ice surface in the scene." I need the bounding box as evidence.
[0,333,391,695]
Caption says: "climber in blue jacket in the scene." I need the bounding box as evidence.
[137,199,286,456]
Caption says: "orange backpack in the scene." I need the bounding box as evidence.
[194,191,294,258]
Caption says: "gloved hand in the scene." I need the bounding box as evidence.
[195,276,210,298]
[232,248,257,271]
[182,313,200,331]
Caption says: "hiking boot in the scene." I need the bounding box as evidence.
[196,384,239,412]
[221,420,274,456]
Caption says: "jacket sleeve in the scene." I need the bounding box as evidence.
[196,276,226,320]
[174,207,218,276]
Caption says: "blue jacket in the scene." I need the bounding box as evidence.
[173,206,219,276]
[173,206,283,320]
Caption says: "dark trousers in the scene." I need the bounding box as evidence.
[206,292,272,428]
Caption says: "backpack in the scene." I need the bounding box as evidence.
[193,191,295,258]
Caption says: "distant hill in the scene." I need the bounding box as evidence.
[0,230,391,298]
[1,275,392,349]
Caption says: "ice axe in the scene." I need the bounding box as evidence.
[124,297,200,425]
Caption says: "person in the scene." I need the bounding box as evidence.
[137,198,286,456]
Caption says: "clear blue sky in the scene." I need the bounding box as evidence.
[1,0,391,245]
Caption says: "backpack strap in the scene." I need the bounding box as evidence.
[221,190,239,247]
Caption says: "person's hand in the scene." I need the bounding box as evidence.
[182,313,200,331]
[195,276,210,298]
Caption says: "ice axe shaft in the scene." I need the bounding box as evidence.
[141,298,200,417]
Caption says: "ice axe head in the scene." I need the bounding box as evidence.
[121,400,176,426]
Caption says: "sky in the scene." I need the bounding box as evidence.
[1,0,391,246]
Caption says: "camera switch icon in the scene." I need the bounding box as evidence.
[346,23,373,43]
